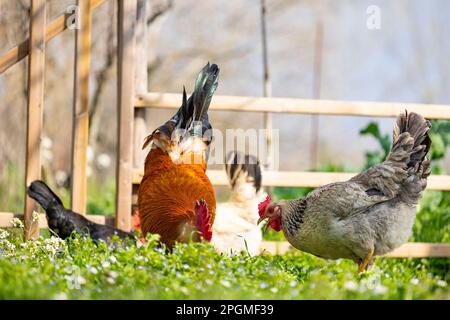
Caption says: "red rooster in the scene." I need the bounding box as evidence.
[137,63,219,247]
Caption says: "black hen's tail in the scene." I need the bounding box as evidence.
[27,180,64,214]
[225,151,262,193]
[27,180,134,242]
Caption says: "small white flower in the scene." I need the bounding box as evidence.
[344,281,358,292]
[87,266,98,274]
[77,275,87,285]
[260,282,269,289]
[0,229,9,239]
[42,136,53,149]
[180,287,189,295]
[410,278,419,285]
[54,292,68,300]
[221,280,231,288]
[108,271,118,279]
[102,260,111,268]
[289,280,297,287]
[96,153,112,169]
[32,211,40,223]
[373,284,388,295]
[10,218,24,229]
[55,170,68,186]
[0,239,16,253]
[109,255,117,264]
[270,287,278,293]
[205,279,213,286]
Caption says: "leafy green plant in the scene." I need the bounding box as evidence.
[360,119,450,172]
[359,122,391,169]
[428,120,450,174]
[412,190,450,243]
[0,163,25,213]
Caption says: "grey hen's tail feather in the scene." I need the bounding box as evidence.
[351,111,431,201]
[387,111,432,202]
[388,111,432,178]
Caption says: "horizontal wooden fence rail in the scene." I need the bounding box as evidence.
[260,241,450,258]
[0,212,114,229]
[135,92,450,120]
[0,0,106,74]
[132,169,450,191]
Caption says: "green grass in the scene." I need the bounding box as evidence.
[0,231,449,300]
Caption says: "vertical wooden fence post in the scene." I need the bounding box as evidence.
[134,0,148,169]
[260,0,273,172]
[71,0,93,214]
[116,0,137,231]
[24,0,46,240]
[132,0,148,211]
[310,19,323,169]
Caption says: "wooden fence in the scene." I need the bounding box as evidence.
[0,0,449,257]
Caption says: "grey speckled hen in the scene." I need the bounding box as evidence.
[258,112,431,272]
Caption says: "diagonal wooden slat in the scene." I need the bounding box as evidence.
[0,0,106,74]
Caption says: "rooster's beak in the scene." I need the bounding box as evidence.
[257,216,266,225]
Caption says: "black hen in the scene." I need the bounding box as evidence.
[27,180,135,243]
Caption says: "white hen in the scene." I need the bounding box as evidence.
[212,151,266,256]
